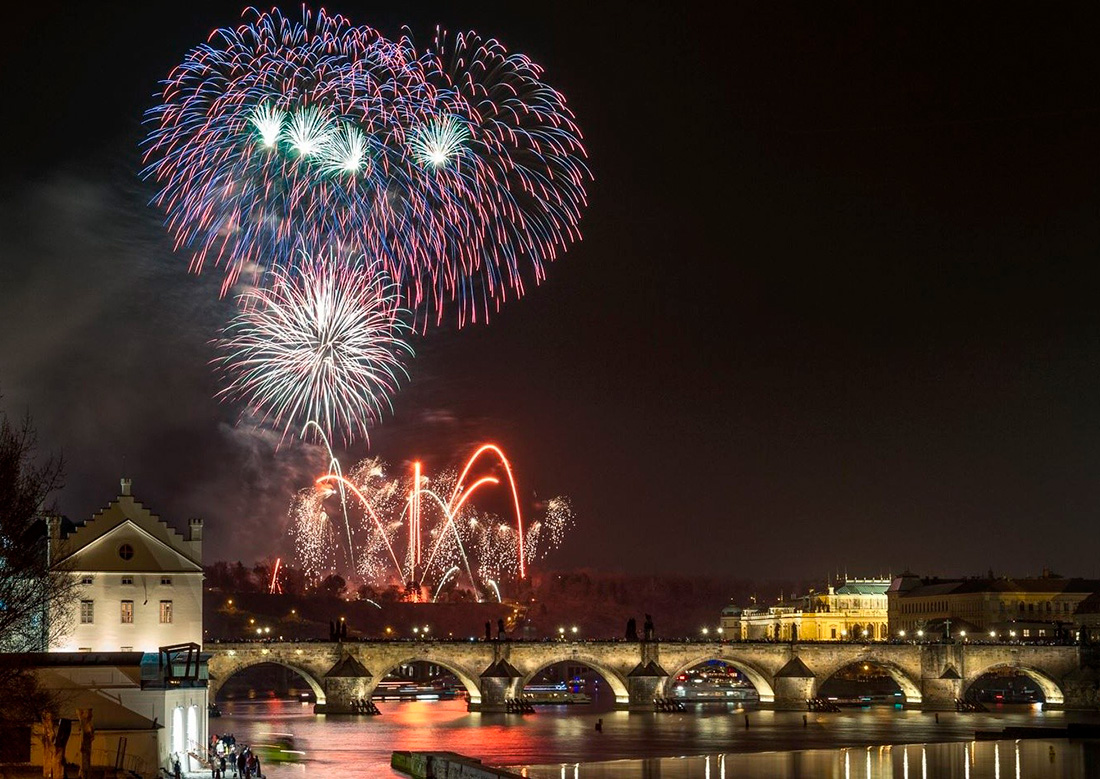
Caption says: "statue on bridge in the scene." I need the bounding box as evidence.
[644,614,655,641]
[626,617,638,641]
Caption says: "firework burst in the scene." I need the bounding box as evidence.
[143,7,589,325]
[291,445,573,599]
[216,254,413,445]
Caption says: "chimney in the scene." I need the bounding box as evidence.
[188,518,204,564]
[120,478,132,496]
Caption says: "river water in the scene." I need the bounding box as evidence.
[215,698,1100,778]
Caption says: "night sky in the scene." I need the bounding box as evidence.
[3,3,1100,580]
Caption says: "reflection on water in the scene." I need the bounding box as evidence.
[216,699,1100,778]
[521,740,1100,778]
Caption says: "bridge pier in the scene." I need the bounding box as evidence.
[316,654,373,714]
[917,678,959,711]
[625,661,668,710]
[317,675,373,714]
[475,659,523,712]
[770,676,816,709]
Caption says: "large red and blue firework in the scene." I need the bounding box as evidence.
[143,7,589,327]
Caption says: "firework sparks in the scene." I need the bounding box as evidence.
[291,444,572,600]
[216,254,413,445]
[143,7,590,325]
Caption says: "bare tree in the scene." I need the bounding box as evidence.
[0,403,70,651]
[0,400,75,761]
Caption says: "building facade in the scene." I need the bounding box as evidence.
[721,579,891,641]
[18,478,209,775]
[887,572,1098,640]
[49,478,204,652]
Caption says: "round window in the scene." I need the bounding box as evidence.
[118,543,134,561]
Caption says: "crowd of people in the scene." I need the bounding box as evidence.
[208,733,262,779]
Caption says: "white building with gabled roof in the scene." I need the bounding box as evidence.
[49,477,203,653]
[16,477,211,774]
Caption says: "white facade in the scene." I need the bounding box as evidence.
[38,478,208,775]
[50,478,204,652]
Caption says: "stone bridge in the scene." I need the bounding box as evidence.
[206,640,1093,713]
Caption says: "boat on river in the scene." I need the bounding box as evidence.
[522,683,593,704]
[373,681,461,701]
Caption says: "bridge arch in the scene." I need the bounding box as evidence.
[663,655,776,704]
[814,657,923,705]
[366,655,483,706]
[519,655,631,705]
[961,663,1064,706]
[209,658,327,705]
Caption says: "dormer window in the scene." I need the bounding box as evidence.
[118,544,134,561]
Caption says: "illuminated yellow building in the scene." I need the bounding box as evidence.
[721,579,890,642]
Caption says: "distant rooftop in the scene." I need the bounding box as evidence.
[835,580,891,596]
[893,576,1100,598]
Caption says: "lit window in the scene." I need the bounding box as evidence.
[121,577,133,586]
[118,544,134,561]
[121,601,134,624]
[160,600,173,624]
[81,576,93,585]
[160,577,172,586]
[80,600,94,624]
[120,646,132,652]
[78,647,91,653]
